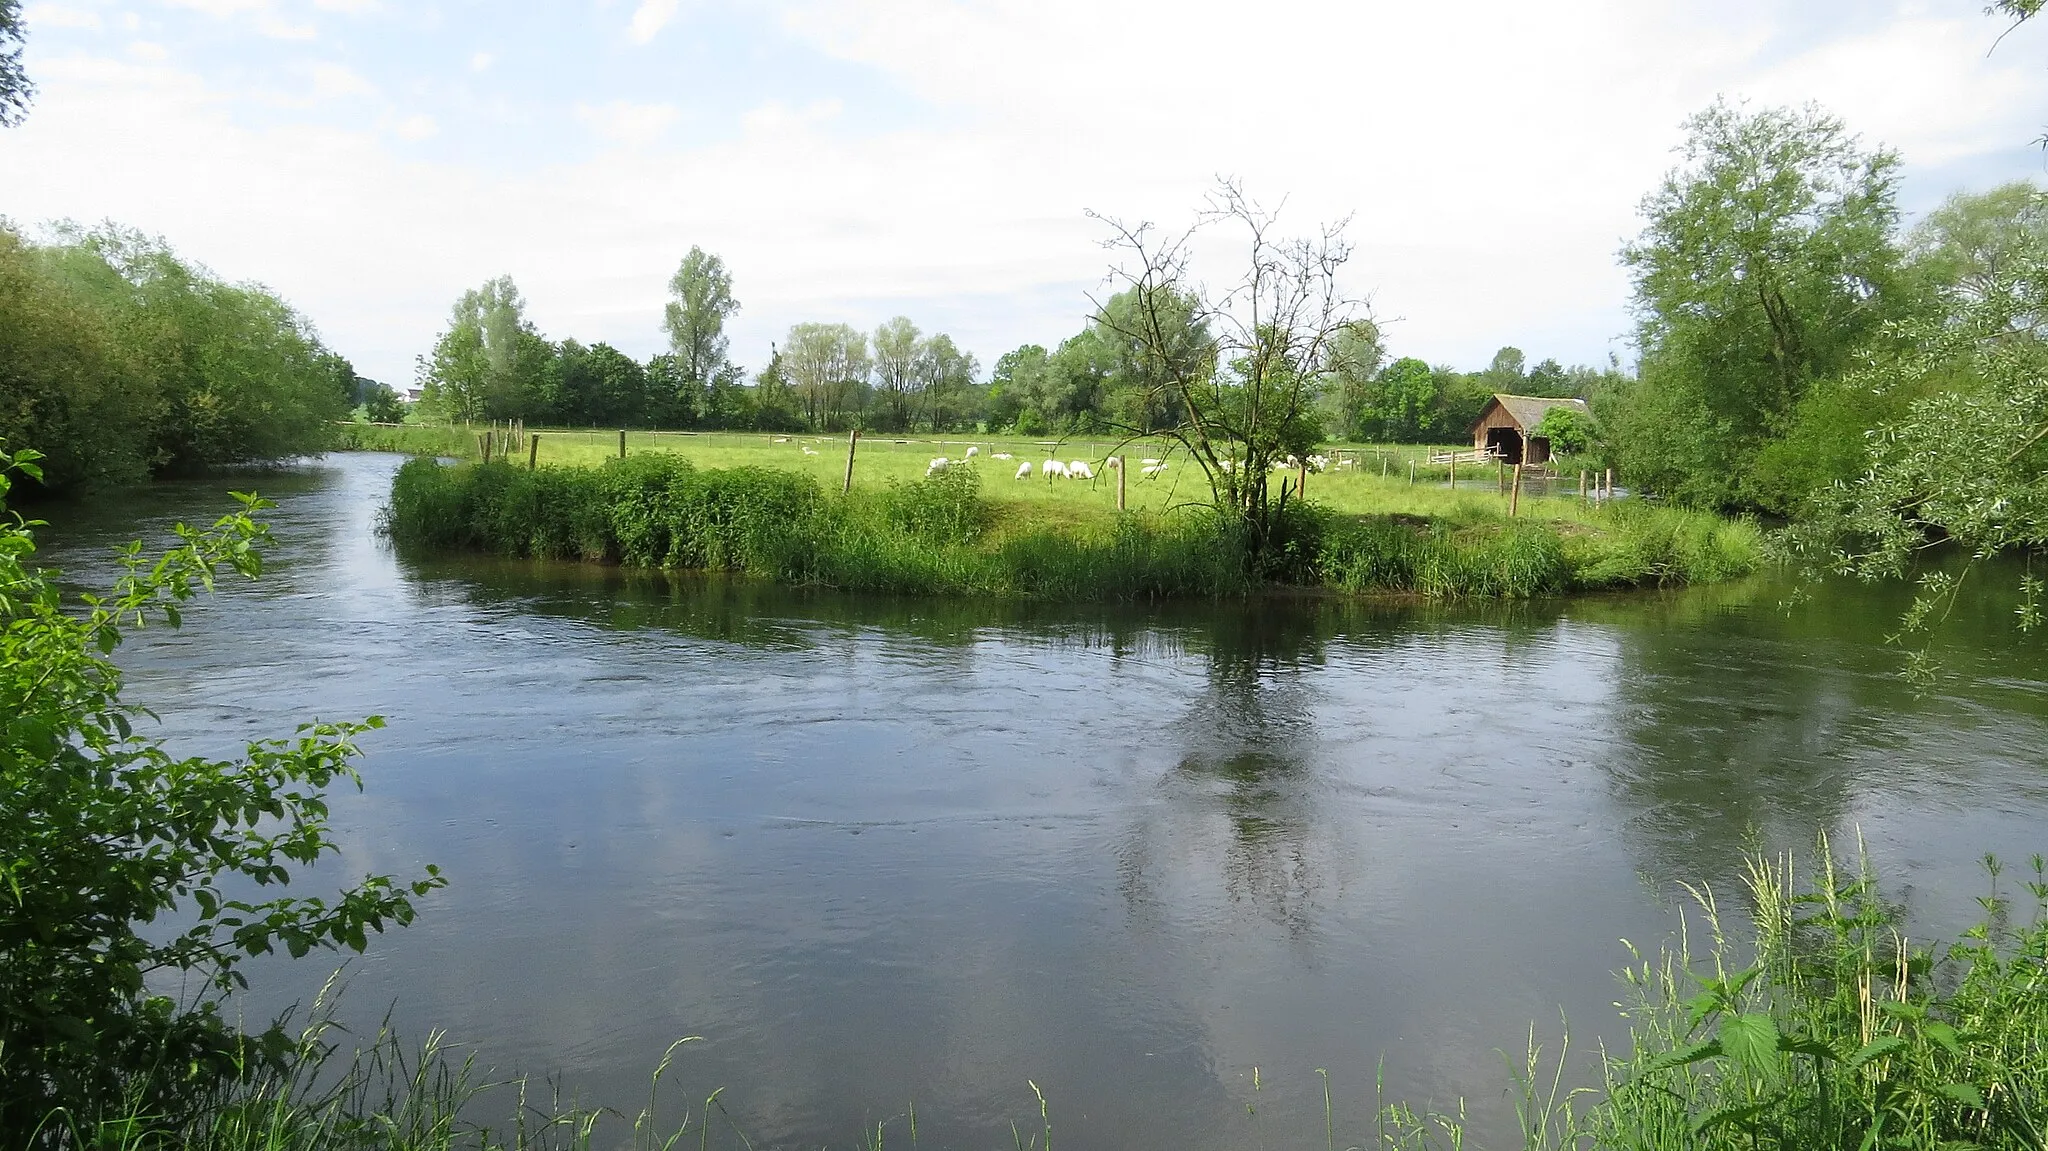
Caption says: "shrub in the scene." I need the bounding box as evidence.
[0,445,443,1144]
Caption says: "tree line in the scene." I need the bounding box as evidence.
[413,248,1605,442]
[0,223,359,494]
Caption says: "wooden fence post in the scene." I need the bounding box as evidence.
[1116,457,1126,511]
[843,429,860,494]
[1511,463,1523,517]
[529,434,540,471]
[1408,460,1415,484]
[1299,461,1308,498]
[1448,455,1456,488]
[1580,469,1588,501]
[1605,467,1614,499]
[618,429,627,459]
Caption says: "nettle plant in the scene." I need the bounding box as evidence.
[0,445,443,1141]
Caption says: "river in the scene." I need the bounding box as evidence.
[33,452,2048,1149]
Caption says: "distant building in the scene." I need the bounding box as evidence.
[1469,394,1590,465]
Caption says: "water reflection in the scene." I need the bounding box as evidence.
[27,452,2048,1151]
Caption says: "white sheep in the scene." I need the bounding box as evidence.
[1015,461,1033,480]
[1308,454,1330,472]
[1068,460,1094,479]
[927,457,951,476]
[1141,458,1161,467]
[1141,462,1167,478]
[964,446,980,459]
[1042,459,1069,479]
[801,446,818,456]
[992,452,1014,461]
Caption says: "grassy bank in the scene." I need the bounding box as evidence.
[49,844,2046,1150]
[383,453,1762,600]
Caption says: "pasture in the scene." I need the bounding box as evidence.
[453,427,1611,529]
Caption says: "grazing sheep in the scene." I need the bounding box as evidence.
[1042,459,1069,479]
[927,457,951,476]
[992,452,1014,461]
[1068,460,1094,479]
[1015,461,1033,480]
[1308,454,1330,472]
[965,446,980,459]
[1141,463,1167,478]
[1141,458,1161,467]
[801,446,818,456]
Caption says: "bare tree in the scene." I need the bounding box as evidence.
[1090,181,1368,561]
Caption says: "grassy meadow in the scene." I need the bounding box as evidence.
[378,425,1763,600]
[354,424,1619,531]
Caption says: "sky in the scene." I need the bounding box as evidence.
[3,0,2047,388]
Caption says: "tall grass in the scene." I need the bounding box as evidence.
[383,455,1762,600]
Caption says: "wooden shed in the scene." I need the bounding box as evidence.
[1470,394,1591,466]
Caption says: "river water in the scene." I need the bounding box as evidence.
[34,452,2048,1149]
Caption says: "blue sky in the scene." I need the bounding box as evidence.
[5,0,2048,387]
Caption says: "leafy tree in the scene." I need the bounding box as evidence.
[915,332,977,431]
[663,247,739,396]
[1531,405,1593,455]
[1613,100,1907,511]
[0,0,31,127]
[1907,181,2048,303]
[7,224,351,485]
[1317,320,1385,440]
[551,340,647,427]
[421,276,538,423]
[0,227,155,492]
[0,446,443,1140]
[985,344,1048,432]
[358,380,407,424]
[781,323,870,431]
[873,316,920,431]
[1358,357,1437,441]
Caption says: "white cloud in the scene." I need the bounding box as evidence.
[125,40,168,61]
[312,0,379,12]
[469,50,493,72]
[626,0,678,44]
[393,112,436,140]
[5,1,2047,390]
[575,99,680,147]
[308,61,374,99]
[21,4,104,31]
[159,0,315,39]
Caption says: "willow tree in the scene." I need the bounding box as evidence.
[1090,181,1368,563]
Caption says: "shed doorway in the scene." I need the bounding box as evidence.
[1485,426,1524,465]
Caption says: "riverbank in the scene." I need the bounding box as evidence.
[383,453,1762,600]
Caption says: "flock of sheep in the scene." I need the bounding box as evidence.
[921,445,1141,481]
[774,436,1344,485]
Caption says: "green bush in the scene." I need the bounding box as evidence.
[0,445,442,1145]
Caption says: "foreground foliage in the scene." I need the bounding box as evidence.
[384,453,1760,599]
[0,445,442,1145]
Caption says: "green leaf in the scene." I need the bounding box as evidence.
[1934,1082,1985,1110]
[1717,1013,1781,1074]
[1691,1096,1780,1136]
[1924,1020,1963,1056]
[1847,1036,1908,1068]
[1639,1039,1723,1075]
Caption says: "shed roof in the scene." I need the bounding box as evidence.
[1480,394,1590,433]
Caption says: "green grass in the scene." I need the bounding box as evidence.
[47,844,2046,1150]
[380,448,1762,600]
